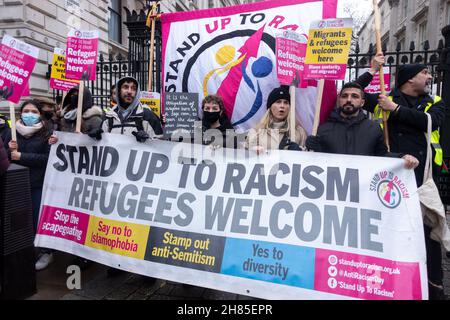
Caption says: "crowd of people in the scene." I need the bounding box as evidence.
[0,54,449,299]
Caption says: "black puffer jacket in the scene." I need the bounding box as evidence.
[316,109,398,157]
[3,131,50,189]
[356,71,446,186]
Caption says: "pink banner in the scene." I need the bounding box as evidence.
[314,249,422,300]
[364,67,391,93]
[50,78,79,92]
[65,30,98,81]
[37,205,90,245]
[304,64,347,80]
[0,35,39,103]
[276,32,307,87]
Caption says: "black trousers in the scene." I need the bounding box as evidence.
[424,225,443,285]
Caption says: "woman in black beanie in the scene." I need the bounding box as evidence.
[246,85,307,153]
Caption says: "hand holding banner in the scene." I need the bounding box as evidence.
[303,18,353,135]
[65,29,98,133]
[50,48,80,92]
[0,35,39,141]
[373,0,390,151]
[65,29,98,81]
[304,18,353,80]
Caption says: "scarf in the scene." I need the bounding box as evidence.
[16,120,43,138]
[64,108,78,121]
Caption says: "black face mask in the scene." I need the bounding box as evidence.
[70,95,79,108]
[43,111,54,120]
[203,111,221,124]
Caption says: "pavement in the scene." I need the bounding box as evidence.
[26,214,450,301]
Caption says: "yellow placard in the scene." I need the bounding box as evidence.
[140,91,161,117]
[51,52,79,83]
[305,26,352,65]
[85,216,150,260]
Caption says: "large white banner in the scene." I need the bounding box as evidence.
[35,132,427,300]
[161,0,339,134]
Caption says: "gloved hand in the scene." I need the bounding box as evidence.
[87,128,103,141]
[132,130,149,143]
[305,135,322,152]
[279,136,301,151]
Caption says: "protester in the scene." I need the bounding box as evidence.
[356,57,447,300]
[0,137,9,175]
[246,85,306,153]
[102,76,161,280]
[0,112,10,142]
[3,99,53,271]
[200,94,235,148]
[305,82,419,168]
[110,84,117,109]
[103,76,163,142]
[34,96,60,131]
[59,86,104,139]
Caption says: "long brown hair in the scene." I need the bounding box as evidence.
[20,99,52,139]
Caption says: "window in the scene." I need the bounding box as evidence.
[418,21,427,47]
[398,37,405,50]
[402,0,408,18]
[108,0,122,44]
[209,0,214,8]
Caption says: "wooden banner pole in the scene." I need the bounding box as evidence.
[312,79,325,136]
[373,0,390,151]
[148,2,158,92]
[289,85,296,142]
[9,101,17,142]
[75,80,85,133]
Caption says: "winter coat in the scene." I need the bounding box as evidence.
[356,71,446,186]
[0,137,9,175]
[103,104,163,138]
[103,77,163,138]
[3,130,50,189]
[246,122,307,151]
[316,109,399,157]
[59,85,103,134]
[60,105,104,134]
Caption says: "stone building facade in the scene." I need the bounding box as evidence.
[358,0,450,53]
[0,0,260,101]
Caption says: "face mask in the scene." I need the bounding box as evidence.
[43,111,53,120]
[203,111,221,124]
[22,113,41,126]
[71,95,79,108]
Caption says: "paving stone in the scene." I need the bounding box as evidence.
[60,293,91,300]
[104,283,140,300]
[202,289,238,300]
[149,294,184,300]
[68,272,131,299]
[170,284,206,299]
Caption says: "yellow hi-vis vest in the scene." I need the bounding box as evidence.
[374,95,443,166]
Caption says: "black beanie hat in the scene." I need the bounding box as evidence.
[267,85,290,109]
[396,64,427,88]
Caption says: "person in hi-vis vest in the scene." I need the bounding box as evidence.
[356,55,446,300]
